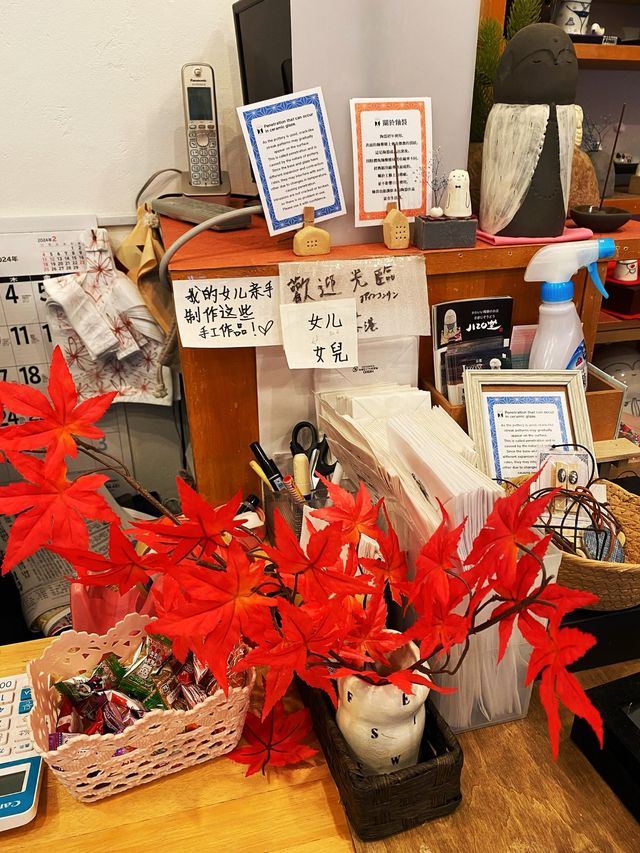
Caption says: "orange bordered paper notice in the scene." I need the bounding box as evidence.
[350,98,432,227]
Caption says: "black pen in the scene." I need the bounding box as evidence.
[250,441,285,491]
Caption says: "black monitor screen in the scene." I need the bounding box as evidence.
[187,87,213,121]
[233,0,292,105]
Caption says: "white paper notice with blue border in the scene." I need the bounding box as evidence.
[481,391,573,481]
[237,87,346,236]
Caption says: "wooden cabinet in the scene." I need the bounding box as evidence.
[163,214,640,505]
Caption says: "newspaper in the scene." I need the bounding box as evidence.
[0,516,111,637]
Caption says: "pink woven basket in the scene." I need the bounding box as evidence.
[27,612,254,802]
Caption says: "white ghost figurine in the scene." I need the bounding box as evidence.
[444,170,472,219]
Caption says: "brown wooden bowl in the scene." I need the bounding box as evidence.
[570,205,632,232]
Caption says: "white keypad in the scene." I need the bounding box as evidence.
[0,673,37,760]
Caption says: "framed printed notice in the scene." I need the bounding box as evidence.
[463,370,594,482]
[237,87,345,236]
[350,98,432,226]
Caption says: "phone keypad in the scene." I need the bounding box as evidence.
[0,673,36,757]
[188,123,220,187]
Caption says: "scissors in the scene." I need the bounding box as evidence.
[289,421,336,477]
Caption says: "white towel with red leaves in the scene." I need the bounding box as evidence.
[44,228,172,405]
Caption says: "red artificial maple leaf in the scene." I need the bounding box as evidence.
[339,587,407,667]
[0,449,117,573]
[465,472,555,589]
[0,345,116,457]
[406,501,465,608]
[485,536,599,663]
[523,582,599,631]
[311,476,382,545]
[239,600,344,718]
[54,523,170,594]
[486,536,552,662]
[131,478,241,562]
[519,619,602,759]
[150,538,276,692]
[410,575,471,660]
[227,701,318,776]
[359,504,408,604]
[264,513,371,602]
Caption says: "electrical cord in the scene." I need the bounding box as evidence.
[135,168,182,208]
[154,203,263,397]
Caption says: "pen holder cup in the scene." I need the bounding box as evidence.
[264,486,328,542]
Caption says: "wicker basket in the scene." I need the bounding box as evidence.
[27,613,255,802]
[297,680,463,841]
[557,480,640,611]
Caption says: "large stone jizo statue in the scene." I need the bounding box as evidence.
[480,23,578,237]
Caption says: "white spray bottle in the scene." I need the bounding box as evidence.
[524,239,616,386]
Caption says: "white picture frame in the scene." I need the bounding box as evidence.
[463,370,594,482]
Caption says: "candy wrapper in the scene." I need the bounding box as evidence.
[49,633,245,748]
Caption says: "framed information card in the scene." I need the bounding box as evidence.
[463,370,594,482]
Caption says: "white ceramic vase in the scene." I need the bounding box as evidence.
[336,640,429,775]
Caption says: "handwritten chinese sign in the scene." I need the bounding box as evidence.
[279,255,429,339]
[174,276,282,348]
[280,298,358,369]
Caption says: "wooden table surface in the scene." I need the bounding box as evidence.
[2,638,639,852]
[0,638,352,853]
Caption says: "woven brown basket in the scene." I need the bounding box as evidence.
[556,480,640,611]
[505,478,640,611]
[297,679,462,841]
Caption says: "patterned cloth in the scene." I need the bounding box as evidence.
[44,228,172,405]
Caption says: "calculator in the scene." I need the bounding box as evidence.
[0,673,42,832]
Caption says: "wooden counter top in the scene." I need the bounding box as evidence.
[2,637,640,852]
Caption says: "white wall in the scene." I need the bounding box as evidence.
[0,0,254,221]
[1,1,254,500]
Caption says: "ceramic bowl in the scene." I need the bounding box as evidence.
[570,205,632,232]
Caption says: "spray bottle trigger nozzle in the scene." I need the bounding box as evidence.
[587,261,609,299]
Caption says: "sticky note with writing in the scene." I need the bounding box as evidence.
[280,298,358,369]
[174,276,282,348]
[279,255,428,339]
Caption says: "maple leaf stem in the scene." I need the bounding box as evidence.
[471,593,502,623]
[235,524,264,547]
[76,441,179,524]
[195,557,227,571]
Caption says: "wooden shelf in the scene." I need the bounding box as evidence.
[575,42,640,69]
[597,309,640,344]
[603,193,640,214]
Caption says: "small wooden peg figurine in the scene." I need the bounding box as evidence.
[382,143,410,249]
[292,206,331,256]
[382,202,410,249]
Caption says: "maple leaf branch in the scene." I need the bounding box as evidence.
[408,540,554,675]
[76,439,179,524]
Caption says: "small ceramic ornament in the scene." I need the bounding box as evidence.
[382,202,410,249]
[444,170,471,219]
[429,206,444,218]
[292,206,331,256]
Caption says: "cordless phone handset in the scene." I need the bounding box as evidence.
[181,63,222,191]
